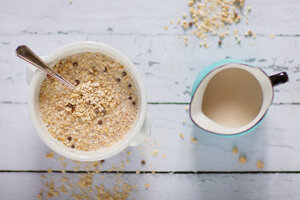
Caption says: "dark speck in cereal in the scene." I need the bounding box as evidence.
[73,62,78,67]
[66,103,75,112]
[94,108,100,114]
[75,79,80,86]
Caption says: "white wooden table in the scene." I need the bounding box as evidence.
[1,0,300,199]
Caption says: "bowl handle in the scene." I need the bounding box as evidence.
[129,114,151,146]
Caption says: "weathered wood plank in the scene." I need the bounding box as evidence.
[1,172,300,200]
[1,35,300,103]
[1,0,300,198]
[1,103,300,171]
[1,0,300,35]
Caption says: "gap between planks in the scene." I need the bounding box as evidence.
[1,32,300,37]
[1,101,300,105]
[2,170,300,174]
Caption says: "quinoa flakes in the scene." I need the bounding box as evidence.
[232,147,239,154]
[39,52,138,151]
[168,0,259,47]
[256,160,264,169]
[239,155,247,164]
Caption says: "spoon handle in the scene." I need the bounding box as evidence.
[16,45,76,90]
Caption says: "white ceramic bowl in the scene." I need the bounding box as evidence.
[27,41,150,161]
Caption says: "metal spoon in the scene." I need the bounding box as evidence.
[16,45,76,90]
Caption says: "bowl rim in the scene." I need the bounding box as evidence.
[28,41,147,161]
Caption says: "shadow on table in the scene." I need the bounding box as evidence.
[190,121,269,171]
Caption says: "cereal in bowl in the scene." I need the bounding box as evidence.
[39,52,138,151]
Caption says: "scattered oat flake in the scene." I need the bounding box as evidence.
[172,0,252,47]
[248,30,253,36]
[152,171,156,175]
[204,42,209,48]
[185,105,189,111]
[145,183,150,189]
[270,33,275,39]
[234,29,239,35]
[117,179,122,184]
[46,152,54,158]
[61,185,68,194]
[46,180,59,198]
[253,32,257,38]
[61,175,69,183]
[179,134,184,139]
[162,154,166,159]
[136,171,140,174]
[257,160,264,169]
[47,168,52,173]
[164,26,168,30]
[41,175,45,179]
[150,149,159,157]
[190,136,197,144]
[239,156,247,164]
[93,162,99,168]
[74,167,80,172]
[232,147,239,154]
[219,32,225,39]
[58,156,65,161]
[37,193,42,200]
[184,37,188,45]
[182,119,187,124]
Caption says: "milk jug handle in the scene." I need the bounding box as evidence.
[269,72,289,87]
